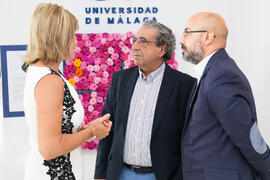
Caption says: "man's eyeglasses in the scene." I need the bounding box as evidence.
[183,29,216,38]
[183,29,207,37]
[132,37,157,47]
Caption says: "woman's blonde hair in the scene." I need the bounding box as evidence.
[22,3,78,70]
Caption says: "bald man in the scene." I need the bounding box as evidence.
[180,12,270,180]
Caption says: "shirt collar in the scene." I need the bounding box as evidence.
[139,62,165,81]
[194,51,216,81]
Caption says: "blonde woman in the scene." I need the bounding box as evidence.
[22,3,112,180]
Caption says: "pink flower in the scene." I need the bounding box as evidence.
[78,94,83,101]
[83,93,91,101]
[75,52,83,59]
[100,58,106,64]
[82,34,89,41]
[77,40,85,48]
[112,41,119,48]
[114,46,122,53]
[118,41,126,48]
[101,64,108,71]
[94,65,101,72]
[125,39,132,48]
[94,58,101,65]
[107,34,114,41]
[98,90,106,97]
[81,143,88,149]
[97,84,105,91]
[111,53,119,60]
[74,46,81,53]
[88,53,96,60]
[101,77,108,84]
[121,34,127,41]
[68,72,75,79]
[89,72,96,79]
[94,104,103,112]
[80,76,88,83]
[80,61,87,69]
[91,91,97,98]
[87,141,97,150]
[107,65,114,74]
[83,69,89,77]
[101,38,107,44]
[92,40,101,48]
[85,40,92,47]
[107,58,114,66]
[114,66,121,72]
[120,53,128,61]
[65,60,74,65]
[103,71,109,78]
[122,46,130,54]
[99,45,108,52]
[113,33,121,41]
[74,76,80,83]
[167,59,178,69]
[96,33,103,40]
[114,59,122,67]
[63,66,70,74]
[92,110,99,116]
[96,96,103,103]
[89,47,96,53]
[101,52,110,59]
[130,61,136,67]
[82,101,89,108]
[87,65,94,72]
[94,77,101,84]
[95,50,103,58]
[108,47,114,54]
[128,54,133,60]
[69,64,76,72]
[88,105,94,112]
[89,98,97,105]
[90,84,98,90]
[76,34,82,41]
[76,82,83,90]
[81,47,90,56]
[126,31,134,38]
[102,32,109,38]
[88,33,96,41]
[96,70,103,77]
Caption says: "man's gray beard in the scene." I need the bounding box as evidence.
[183,49,203,65]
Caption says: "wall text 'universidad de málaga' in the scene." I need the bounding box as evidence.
[85,7,158,24]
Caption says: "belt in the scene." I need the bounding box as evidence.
[124,163,153,173]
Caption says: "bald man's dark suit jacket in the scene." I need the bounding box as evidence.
[182,49,270,180]
[94,64,196,180]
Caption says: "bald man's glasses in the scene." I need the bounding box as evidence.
[183,29,207,37]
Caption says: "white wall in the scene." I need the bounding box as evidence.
[0,0,270,180]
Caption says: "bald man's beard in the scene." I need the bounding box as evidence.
[182,41,204,65]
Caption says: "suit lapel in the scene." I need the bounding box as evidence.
[151,65,175,138]
[122,67,139,134]
[184,49,226,129]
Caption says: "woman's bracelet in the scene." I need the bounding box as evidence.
[87,125,96,142]
[81,129,89,143]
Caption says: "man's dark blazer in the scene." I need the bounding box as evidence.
[94,63,196,180]
[182,49,270,180]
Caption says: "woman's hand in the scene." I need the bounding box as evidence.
[86,114,112,140]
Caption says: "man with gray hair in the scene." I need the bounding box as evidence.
[94,20,196,180]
